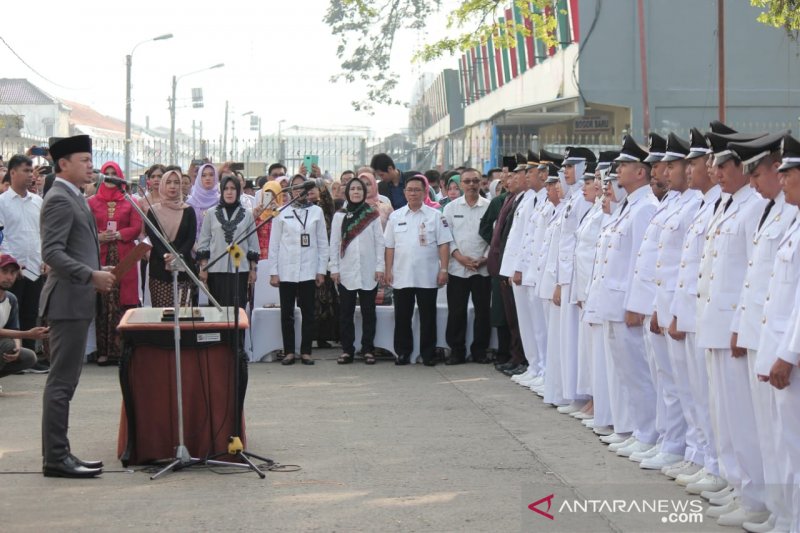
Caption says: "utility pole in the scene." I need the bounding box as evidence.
[718,0,726,122]
[222,100,229,162]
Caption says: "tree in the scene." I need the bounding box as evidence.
[751,0,800,40]
[324,0,558,113]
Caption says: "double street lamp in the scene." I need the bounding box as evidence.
[125,33,173,182]
[169,63,224,164]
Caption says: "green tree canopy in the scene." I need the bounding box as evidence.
[751,0,800,39]
[324,0,557,113]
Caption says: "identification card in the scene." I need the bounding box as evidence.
[418,223,428,246]
[300,233,310,247]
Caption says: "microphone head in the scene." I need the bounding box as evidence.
[104,176,128,188]
[304,180,318,191]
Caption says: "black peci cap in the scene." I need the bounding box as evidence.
[661,133,691,162]
[614,135,650,164]
[728,132,786,175]
[644,133,667,163]
[778,134,800,172]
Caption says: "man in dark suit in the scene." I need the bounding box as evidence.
[39,135,115,478]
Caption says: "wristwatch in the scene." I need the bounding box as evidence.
[439,268,448,273]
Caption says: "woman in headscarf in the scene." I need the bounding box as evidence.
[269,175,330,365]
[438,174,462,209]
[187,163,220,242]
[88,161,143,365]
[196,175,260,308]
[329,177,385,364]
[414,173,441,209]
[357,167,393,228]
[145,169,198,307]
[488,178,502,199]
[308,179,340,347]
[254,180,284,260]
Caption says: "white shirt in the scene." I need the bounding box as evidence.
[499,190,535,277]
[557,182,592,285]
[443,195,490,278]
[763,218,800,369]
[571,200,604,304]
[268,204,330,281]
[328,211,385,291]
[0,188,43,281]
[384,204,453,289]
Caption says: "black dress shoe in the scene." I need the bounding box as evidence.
[423,359,436,367]
[43,455,102,478]
[70,453,103,469]
[494,361,515,372]
[395,355,410,366]
[444,356,465,365]
[503,364,528,376]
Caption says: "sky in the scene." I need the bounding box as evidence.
[1,0,457,141]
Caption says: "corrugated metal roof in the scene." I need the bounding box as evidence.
[0,78,58,105]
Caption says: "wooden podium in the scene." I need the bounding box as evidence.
[116,307,249,466]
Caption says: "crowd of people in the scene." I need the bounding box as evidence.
[1,127,799,527]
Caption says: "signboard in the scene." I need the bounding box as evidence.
[574,115,611,133]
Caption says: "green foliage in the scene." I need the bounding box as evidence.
[325,0,559,113]
[751,0,800,39]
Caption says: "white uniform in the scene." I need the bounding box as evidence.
[596,184,659,445]
[669,185,721,473]
[384,205,453,289]
[539,200,567,405]
[732,192,796,526]
[697,185,768,514]
[527,197,555,376]
[556,182,592,402]
[268,204,329,281]
[513,188,548,377]
[757,216,800,531]
[584,207,623,430]
[630,190,687,455]
[572,199,606,412]
[328,212,386,291]
[653,189,704,464]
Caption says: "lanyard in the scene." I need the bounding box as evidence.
[293,209,309,231]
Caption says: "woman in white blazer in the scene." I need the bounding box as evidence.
[268,175,329,365]
[329,178,385,364]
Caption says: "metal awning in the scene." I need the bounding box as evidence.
[491,97,582,127]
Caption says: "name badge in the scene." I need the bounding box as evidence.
[454,215,464,218]
[300,233,310,247]
[395,221,408,233]
[285,215,295,219]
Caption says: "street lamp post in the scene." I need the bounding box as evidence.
[125,33,173,181]
[277,119,286,165]
[169,63,224,165]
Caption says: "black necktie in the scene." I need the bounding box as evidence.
[699,199,705,209]
[758,199,775,230]
[619,199,629,214]
[533,195,538,208]
[723,197,733,213]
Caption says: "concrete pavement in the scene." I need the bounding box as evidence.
[1,353,727,532]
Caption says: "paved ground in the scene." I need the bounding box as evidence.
[1,352,728,532]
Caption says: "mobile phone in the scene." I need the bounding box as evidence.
[30,147,49,157]
[303,155,319,171]
[231,162,245,171]
[191,159,204,166]
[107,221,117,232]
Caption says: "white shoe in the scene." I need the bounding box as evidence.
[742,514,776,533]
[687,473,727,494]
[557,402,582,414]
[616,440,654,457]
[701,484,733,500]
[629,445,659,463]
[592,425,613,436]
[512,370,534,383]
[581,418,595,427]
[600,433,628,445]
[710,491,736,507]
[640,452,683,470]
[530,376,545,387]
[676,466,706,487]
[665,462,701,479]
[706,499,739,519]
[572,411,592,419]
[600,433,636,446]
[661,460,686,474]
[718,508,769,528]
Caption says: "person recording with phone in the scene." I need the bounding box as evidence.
[88,162,142,366]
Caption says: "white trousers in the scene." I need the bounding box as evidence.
[590,322,612,427]
[643,318,686,456]
[576,318,593,396]
[685,333,717,475]
[543,300,566,406]
[559,293,584,402]
[709,348,766,512]
[774,365,800,531]
[665,334,702,465]
[513,284,538,372]
[529,288,548,377]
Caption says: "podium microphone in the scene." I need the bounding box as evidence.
[281,181,317,193]
[104,176,129,188]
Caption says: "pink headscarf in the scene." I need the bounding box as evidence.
[412,174,440,209]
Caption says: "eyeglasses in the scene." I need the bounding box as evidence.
[405,188,424,193]
[461,179,479,184]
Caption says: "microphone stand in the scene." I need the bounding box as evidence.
[197,189,312,478]
[111,184,239,480]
